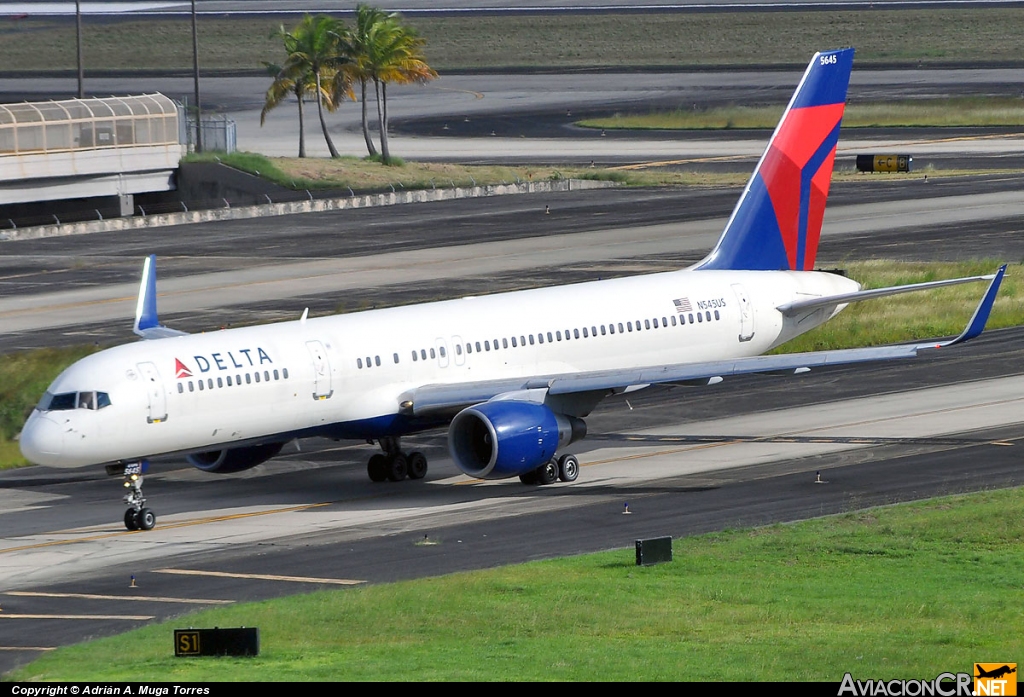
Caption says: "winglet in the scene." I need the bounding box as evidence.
[133,255,188,340]
[920,264,1005,349]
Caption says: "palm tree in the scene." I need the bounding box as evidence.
[261,15,355,158]
[354,6,437,164]
[351,5,391,157]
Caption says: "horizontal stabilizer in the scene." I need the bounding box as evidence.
[133,254,188,340]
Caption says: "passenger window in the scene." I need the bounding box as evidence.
[600,325,606,335]
[512,337,518,347]
[412,351,418,362]
[688,313,694,324]
[467,343,473,354]
[456,344,463,355]
[697,313,703,323]
[609,324,615,335]
[274,369,280,379]
[375,356,381,367]
[529,335,535,345]
[189,381,195,392]
[199,380,205,391]
[246,374,251,384]
[671,316,677,326]
[647,319,653,329]
[547,332,553,342]
[556,331,562,341]
[627,322,633,332]
[582,327,588,338]
[574,328,580,339]
[421,349,427,360]
[439,347,445,357]
[520,335,526,346]
[177,383,184,394]
[283,368,289,379]
[394,354,399,364]
[485,341,490,351]
[430,348,436,358]
[502,339,508,349]
[255,373,261,383]
[706,311,711,322]
[714,310,720,320]
[217,377,223,388]
[236,374,242,384]
[538,333,544,344]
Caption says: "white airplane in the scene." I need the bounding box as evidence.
[19,48,1006,532]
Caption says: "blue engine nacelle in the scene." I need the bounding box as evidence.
[187,442,284,473]
[448,400,586,479]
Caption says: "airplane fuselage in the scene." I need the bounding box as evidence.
[20,267,858,468]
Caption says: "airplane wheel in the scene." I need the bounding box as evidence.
[368,454,388,482]
[558,454,580,483]
[386,454,408,482]
[124,509,139,531]
[536,460,559,485]
[407,452,428,480]
[137,508,156,531]
[519,470,538,485]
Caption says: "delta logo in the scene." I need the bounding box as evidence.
[175,358,192,379]
[173,348,274,380]
[974,664,1016,696]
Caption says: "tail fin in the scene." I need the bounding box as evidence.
[697,48,854,271]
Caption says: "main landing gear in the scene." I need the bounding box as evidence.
[367,436,428,483]
[519,454,580,486]
[121,461,156,531]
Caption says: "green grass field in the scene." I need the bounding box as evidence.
[580,97,1024,131]
[11,486,1023,681]
[2,9,1024,74]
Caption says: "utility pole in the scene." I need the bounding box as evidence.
[75,0,84,98]
[191,0,202,152]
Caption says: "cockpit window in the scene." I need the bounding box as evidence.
[37,391,110,412]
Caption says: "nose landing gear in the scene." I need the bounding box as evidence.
[120,460,156,531]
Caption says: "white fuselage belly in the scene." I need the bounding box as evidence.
[25,268,859,467]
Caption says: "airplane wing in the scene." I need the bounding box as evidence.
[776,272,998,316]
[405,265,1005,417]
[133,254,189,340]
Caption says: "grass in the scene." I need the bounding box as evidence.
[4,10,1024,73]
[580,97,1024,131]
[11,486,1024,680]
[185,151,600,192]
[191,151,1015,193]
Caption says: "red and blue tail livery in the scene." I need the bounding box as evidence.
[697,48,855,272]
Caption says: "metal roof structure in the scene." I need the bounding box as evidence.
[0,93,179,155]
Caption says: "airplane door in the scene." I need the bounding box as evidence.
[137,362,168,423]
[452,335,465,366]
[306,340,334,400]
[731,284,755,342]
[435,338,449,368]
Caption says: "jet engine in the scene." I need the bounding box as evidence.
[187,442,285,473]
[448,401,586,479]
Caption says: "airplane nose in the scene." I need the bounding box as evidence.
[19,414,64,465]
